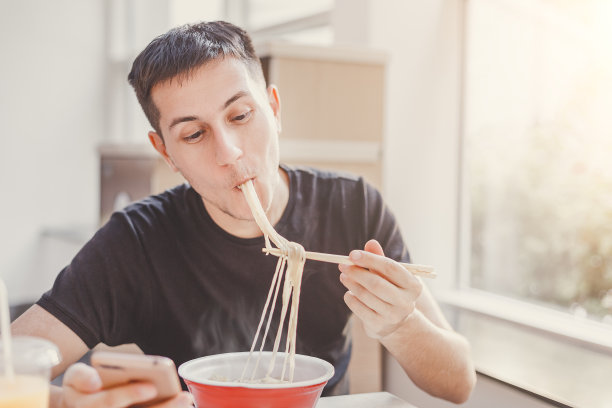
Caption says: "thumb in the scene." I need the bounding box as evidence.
[63,362,103,393]
[364,239,385,256]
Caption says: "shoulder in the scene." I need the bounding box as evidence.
[285,165,384,209]
[283,164,373,194]
[282,165,387,226]
[106,183,194,233]
[283,164,360,182]
[125,183,191,215]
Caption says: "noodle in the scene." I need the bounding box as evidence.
[239,180,306,383]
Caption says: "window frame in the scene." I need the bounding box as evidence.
[433,0,612,405]
[451,0,612,353]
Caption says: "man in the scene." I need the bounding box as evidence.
[12,21,476,407]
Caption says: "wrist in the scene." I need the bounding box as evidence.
[379,308,422,344]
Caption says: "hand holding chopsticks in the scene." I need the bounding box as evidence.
[263,248,436,278]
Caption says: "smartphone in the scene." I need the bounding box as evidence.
[91,351,182,407]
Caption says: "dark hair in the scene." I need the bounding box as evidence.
[127,21,265,137]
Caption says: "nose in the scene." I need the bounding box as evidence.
[214,127,243,166]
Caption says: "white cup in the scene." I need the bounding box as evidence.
[0,336,61,408]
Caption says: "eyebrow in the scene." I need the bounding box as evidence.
[169,115,198,130]
[223,90,248,110]
[168,91,250,130]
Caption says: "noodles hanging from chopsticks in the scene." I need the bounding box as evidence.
[239,180,305,383]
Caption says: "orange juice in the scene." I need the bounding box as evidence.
[0,374,49,408]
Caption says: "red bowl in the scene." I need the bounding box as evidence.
[178,352,334,408]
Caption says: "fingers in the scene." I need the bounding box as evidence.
[62,363,193,408]
[339,266,397,306]
[363,239,385,256]
[348,248,420,291]
[153,391,194,407]
[63,376,158,408]
[63,362,102,392]
[344,291,379,325]
[343,291,400,339]
[339,240,423,338]
[86,382,158,407]
[340,271,414,327]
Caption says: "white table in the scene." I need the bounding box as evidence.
[317,392,417,407]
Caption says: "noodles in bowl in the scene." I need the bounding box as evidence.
[178,352,334,408]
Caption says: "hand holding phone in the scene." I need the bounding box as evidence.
[91,351,183,407]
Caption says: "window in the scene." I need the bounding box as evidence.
[452,1,612,406]
[170,0,225,25]
[247,0,333,31]
[245,0,333,45]
[463,0,612,324]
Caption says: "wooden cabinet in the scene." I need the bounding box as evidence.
[99,144,184,225]
[259,42,387,191]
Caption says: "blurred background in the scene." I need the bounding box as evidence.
[1,1,611,407]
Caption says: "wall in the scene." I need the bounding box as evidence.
[385,363,557,408]
[0,0,105,305]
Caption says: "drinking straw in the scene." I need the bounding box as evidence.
[0,278,15,380]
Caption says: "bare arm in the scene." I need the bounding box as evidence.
[380,287,476,403]
[339,240,476,403]
[11,304,90,379]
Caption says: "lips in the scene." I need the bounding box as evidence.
[234,177,255,191]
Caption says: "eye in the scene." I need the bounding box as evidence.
[232,110,252,122]
[183,130,204,143]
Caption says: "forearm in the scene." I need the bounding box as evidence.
[380,308,476,404]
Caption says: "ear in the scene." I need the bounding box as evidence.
[148,131,179,172]
[267,85,282,133]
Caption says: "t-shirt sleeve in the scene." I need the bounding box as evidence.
[361,181,411,264]
[36,211,153,349]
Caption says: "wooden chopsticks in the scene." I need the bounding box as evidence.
[262,248,436,278]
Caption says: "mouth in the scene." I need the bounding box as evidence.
[234,177,255,192]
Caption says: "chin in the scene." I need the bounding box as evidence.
[227,200,257,221]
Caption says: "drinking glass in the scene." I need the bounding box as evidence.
[0,336,61,408]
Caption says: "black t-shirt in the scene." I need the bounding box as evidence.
[37,165,410,395]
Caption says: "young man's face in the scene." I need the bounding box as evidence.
[149,57,284,227]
